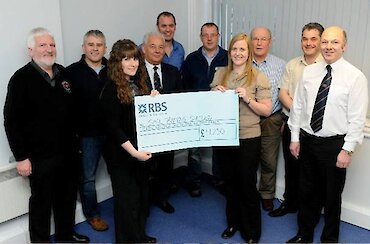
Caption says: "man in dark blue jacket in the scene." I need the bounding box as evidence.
[66,30,109,232]
[181,22,228,197]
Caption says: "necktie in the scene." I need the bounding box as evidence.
[310,65,332,133]
[153,66,161,91]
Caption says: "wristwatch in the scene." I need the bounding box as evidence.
[342,149,354,156]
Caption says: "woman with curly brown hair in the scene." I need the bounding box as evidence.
[100,39,156,243]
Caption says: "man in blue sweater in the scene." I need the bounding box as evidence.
[181,22,228,197]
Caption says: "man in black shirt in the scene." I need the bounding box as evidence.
[66,30,109,232]
[4,27,89,243]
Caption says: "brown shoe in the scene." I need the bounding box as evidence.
[261,198,274,211]
[89,217,109,231]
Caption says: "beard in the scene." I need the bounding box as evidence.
[34,56,56,69]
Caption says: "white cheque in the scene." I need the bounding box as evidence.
[134,90,239,153]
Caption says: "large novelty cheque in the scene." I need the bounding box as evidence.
[134,90,239,153]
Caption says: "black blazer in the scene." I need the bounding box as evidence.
[146,62,183,94]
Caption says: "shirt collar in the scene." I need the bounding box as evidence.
[299,54,324,66]
[30,60,59,83]
[253,54,270,65]
[201,46,220,59]
[145,60,161,71]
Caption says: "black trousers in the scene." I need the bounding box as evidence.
[28,153,78,243]
[281,117,300,209]
[109,162,150,243]
[297,130,346,242]
[215,137,261,241]
[149,151,174,203]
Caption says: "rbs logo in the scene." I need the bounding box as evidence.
[138,102,167,114]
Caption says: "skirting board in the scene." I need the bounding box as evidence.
[0,161,113,244]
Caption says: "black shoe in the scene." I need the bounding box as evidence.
[56,232,90,243]
[286,235,312,243]
[156,201,175,213]
[143,235,157,243]
[261,198,274,211]
[169,183,179,194]
[221,226,238,239]
[268,203,297,217]
[246,239,259,244]
[188,182,202,197]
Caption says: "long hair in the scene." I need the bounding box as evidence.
[221,32,255,87]
[108,39,149,104]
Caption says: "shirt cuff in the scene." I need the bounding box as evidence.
[342,142,356,152]
[291,130,300,142]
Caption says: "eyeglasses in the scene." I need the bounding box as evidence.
[252,37,270,42]
[201,33,219,38]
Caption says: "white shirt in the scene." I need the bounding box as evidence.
[279,54,323,117]
[145,60,162,90]
[288,57,368,152]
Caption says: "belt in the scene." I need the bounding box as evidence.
[300,129,345,141]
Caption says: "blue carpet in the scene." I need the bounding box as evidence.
[74,178,370,243]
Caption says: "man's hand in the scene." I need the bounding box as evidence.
[336,150,352,168]
[289,141,300,159]
[16,159,32,176]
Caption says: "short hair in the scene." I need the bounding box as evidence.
[250,27,272,39]
[143,31,165,46]
[200,22,219,34]
[156,11,176,26]
[83,29,106,45]
[301,22,325,36]
[27,27,54,48]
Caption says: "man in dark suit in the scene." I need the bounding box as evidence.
[142,31,183,213]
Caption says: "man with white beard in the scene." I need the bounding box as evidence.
[4,27,89,243]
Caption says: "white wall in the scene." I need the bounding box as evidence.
[59,0,189,66]
[215,0,370,115]
[0,0,64,166]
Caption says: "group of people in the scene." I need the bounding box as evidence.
[4,9,368,244]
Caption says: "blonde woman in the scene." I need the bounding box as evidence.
[211,32,272,243]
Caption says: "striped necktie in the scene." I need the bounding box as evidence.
[310,65,332,133]
[153,66,161,90]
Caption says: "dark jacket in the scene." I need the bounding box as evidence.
[182,46,228,91]
[4,62,75,162]
[146,62,183,93]
[66,55,108,137]
[99,80,138,168]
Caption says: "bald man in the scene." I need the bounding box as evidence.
[287,26,368,243]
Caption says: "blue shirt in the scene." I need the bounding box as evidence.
[253,54,286,113]
[162,39,185,70]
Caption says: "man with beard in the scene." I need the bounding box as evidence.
[4,27,89,243]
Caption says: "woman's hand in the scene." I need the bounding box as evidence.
[150,90,160,96]
[133,150,152,161]
[121,141,152,161]
[215,85,227,92]
[235,87,247,99]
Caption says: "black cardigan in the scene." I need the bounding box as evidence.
[4,62,75,162]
